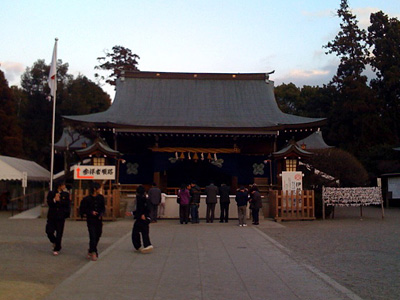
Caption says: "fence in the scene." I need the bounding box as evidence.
[71,189,121,220]
[9,189,46,216]
[269,190,315,221]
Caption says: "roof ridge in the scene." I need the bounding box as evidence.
[121,71,269,81]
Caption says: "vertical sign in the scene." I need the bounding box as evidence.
[22,171,28,188]
[282,171,302,192]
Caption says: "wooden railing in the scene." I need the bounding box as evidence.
[269,190,315,221]
[118,184,140,196]
[72,189,121,220]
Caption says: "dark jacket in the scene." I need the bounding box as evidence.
[205,184,218,204]
[219,184,230,204]
[148,187,161,205]
[79,194,105,220]
[190,185,201,204]
[47,190,70,219]
[235,190,248,207]
[134,194,150,220]
[250,190,263,209]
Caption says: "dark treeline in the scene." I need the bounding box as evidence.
[0,60,111,168]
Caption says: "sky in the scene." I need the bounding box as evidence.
[1,0,399,99]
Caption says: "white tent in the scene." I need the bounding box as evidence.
[0,155,50,182]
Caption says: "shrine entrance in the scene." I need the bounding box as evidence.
[166,160,232,188]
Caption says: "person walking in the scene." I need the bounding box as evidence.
[45,181,70,256]
[219,183,230,223]
[249,185,262,225]
[235,186,248,227]
[190,181,201,223]
[79,182,105,261]
[148,182,161,222]
[205,182,218,223]
[178,184,190,224]
[126,185,153,253]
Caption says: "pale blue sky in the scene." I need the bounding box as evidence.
[1,0,399,98]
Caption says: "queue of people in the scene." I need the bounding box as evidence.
[177,182,263,227]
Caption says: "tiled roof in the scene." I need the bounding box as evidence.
[63,72,325,132]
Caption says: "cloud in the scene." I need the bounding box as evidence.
[348,7,399,30]
[302,9,335,19]
[0,61,25,86]
[275,60,338,87]
[304,6,400,30]
[353,7,380,29]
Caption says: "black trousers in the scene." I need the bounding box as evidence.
[206,203,216,222]
[179,204,189,224]
[132,219,151,250]
[252,208,260,224]
[46,218,65,251]
[219,203,229,222]
[87,218,102,254]
[149,203,159,221]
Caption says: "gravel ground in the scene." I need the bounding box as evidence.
[1,205,399,300]
[259,206,400,300]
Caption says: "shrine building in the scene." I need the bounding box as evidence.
[63,71,326,191]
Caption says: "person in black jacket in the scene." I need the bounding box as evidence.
[190,182,201,224]
[249,185,263,225]
[45,181,70,256]
[219,183,230,223]
[79,182,105,261]
[126,185,153,253]
[235,186,248,227]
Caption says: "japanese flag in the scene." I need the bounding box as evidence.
[48,39,58,98]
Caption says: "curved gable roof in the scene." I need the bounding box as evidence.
[64,72,325,131]
[296,131,333,150]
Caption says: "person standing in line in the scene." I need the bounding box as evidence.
[235,186,248,227]
[249,185,262,225]
[205,182,218,223]
[126,185,153,253]
[190,181,201,224]
[178,184,190,224]
[219,183,230,223]
[148,182,161,223]
[45,181,70,256]
[79,182,105,261]
[158,190,167,219]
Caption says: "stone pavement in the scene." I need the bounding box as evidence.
[41,220,361,300]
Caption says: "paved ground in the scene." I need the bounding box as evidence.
[0,205,398,300]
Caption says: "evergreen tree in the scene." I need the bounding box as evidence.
[368,11,400,144]
[0,69,23,157]
[323,0,382,154]
[95,45,140,86]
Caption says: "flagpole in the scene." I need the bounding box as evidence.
[49,38,58,191]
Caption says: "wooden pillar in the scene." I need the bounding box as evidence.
[231,176,238,192]
[153,171,161,187]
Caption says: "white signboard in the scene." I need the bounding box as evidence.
[74,165,116,180]
[22,171,28,188]
[388,177,400,199]
[282,171,303,192]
